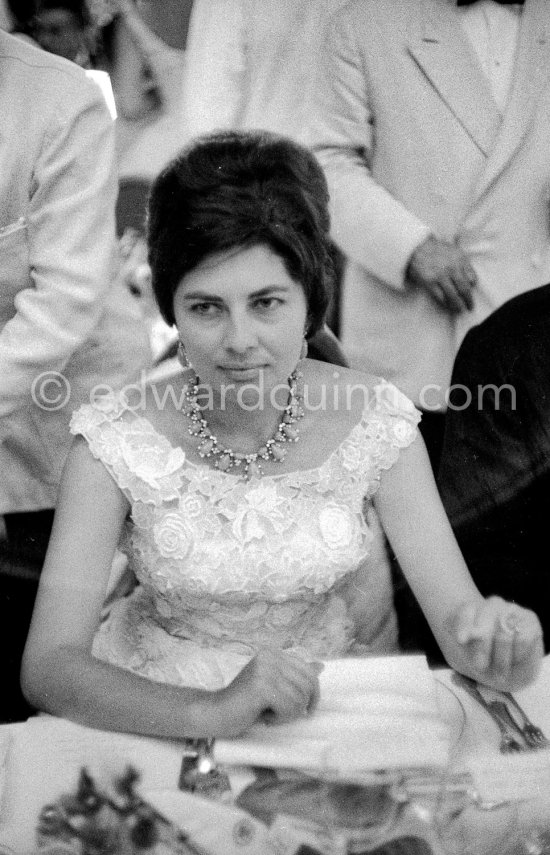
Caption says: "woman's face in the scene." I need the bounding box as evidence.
[173,244,308,402]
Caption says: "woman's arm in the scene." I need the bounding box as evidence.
[21,437,319,737]
[373,435,543,690]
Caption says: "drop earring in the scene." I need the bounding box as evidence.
[177,340,193,370]
[300,336,308,362]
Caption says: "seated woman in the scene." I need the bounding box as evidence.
[22,132,543,740]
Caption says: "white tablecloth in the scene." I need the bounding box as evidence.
[1,655,549,853]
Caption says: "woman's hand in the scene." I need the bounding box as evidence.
[215,649,323,737]
[448,596,543,691]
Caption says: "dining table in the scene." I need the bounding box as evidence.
[0,653,549,855]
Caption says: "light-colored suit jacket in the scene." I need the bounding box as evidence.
[182,0,349,142]
[310,0,550,408]
[0,31,151,513]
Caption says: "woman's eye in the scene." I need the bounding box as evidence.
[190,302,221,316]
[254,297,283,311]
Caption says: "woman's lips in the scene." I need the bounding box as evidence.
[220,365,266,381]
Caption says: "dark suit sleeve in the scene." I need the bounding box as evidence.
[438,316,550,649]
[438,328,519,527]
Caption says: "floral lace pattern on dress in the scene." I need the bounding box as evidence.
[70,381,420,687]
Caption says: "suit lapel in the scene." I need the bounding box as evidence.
[474,0,550,199]
[407,0,501,156]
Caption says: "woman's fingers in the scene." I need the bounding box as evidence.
[252,649,322,722]
[267,681,309,721]
[512,617,544,667]
[505,610,544,687]
[454,598,544,689]
[455,597,511,672]
[220,650,323,734]
[491,617,516,678]
[454,600,480,645]
[275,656,321,715]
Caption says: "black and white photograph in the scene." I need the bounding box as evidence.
[0,1,549,852]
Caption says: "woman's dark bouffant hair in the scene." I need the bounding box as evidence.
[147,131,334,336]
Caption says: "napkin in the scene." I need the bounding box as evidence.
[215,655,451,776]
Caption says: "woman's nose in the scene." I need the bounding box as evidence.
[223,314,257,352]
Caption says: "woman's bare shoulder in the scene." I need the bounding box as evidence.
[303,360,380,410]
[298,360,381,443]
[304,359,379,389]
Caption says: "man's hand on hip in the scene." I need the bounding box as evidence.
[406,235,477,313]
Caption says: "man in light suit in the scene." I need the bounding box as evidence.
[182,0,349,144]
[310,0,550,464]
[0,29,151,721]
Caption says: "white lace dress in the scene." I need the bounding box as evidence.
[70,381,420,691]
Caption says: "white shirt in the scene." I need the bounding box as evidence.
[456,0,523,111]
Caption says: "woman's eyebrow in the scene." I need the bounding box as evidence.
[181,284,291,300]
[249,285,292,297]
[180,290,223,301]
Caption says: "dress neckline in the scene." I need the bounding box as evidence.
[124,399,371,483]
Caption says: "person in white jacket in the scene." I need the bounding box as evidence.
[0,29,150,722]
[181,0,348,144]
[309,0,550,467]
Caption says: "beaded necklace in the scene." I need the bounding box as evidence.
[183,370,305,480]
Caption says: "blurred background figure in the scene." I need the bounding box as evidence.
[309,0,550,469]
[0,26,151,723]
[99,0,190,179]
[1,0,190,357]
[6,0,97,65]
[182,0,346,144]
[115,176,176,361]
[28,0,95,65]
[2,0,191,176]
[2,0,34,39]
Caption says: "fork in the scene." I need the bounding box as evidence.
[452,673,525,753]
[501,691,549,749]
[488,700,533,748]
[485,702,525,753]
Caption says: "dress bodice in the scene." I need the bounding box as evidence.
[71,380,420,689]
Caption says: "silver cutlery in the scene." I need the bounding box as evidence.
[501,690,550,749]
[488,699,534,748]
[452,673,525,753]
